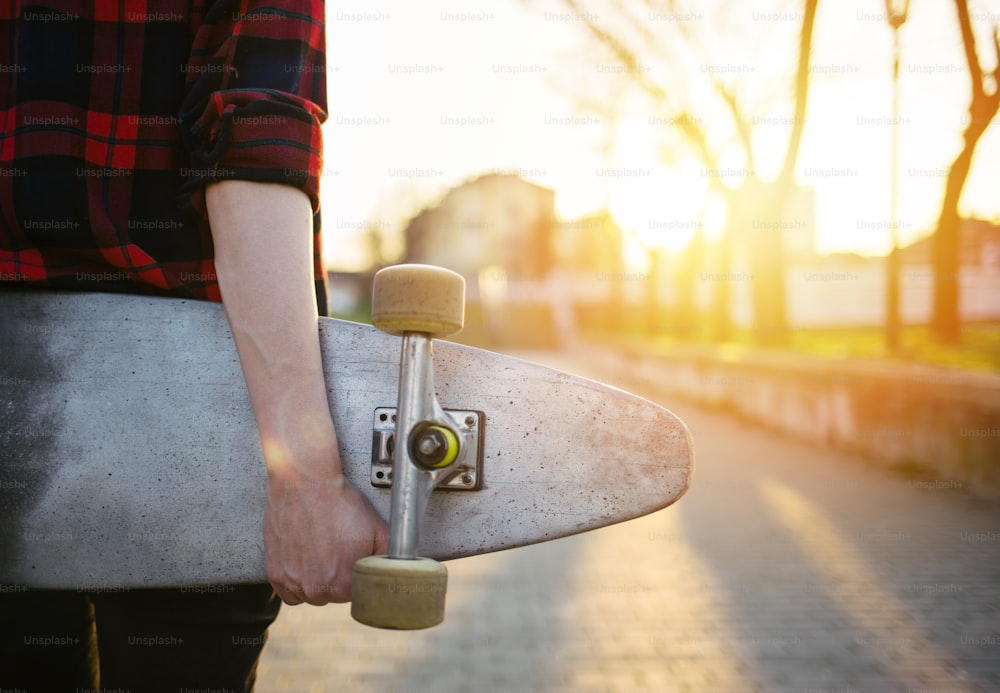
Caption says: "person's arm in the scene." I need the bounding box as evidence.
[206,179,388,605]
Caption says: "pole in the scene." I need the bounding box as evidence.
[884,0,909,354]
[886,26,901,352]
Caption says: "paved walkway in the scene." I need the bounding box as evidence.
[256,348,1000,693]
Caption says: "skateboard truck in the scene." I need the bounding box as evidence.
[351,264,467,630]
[371,407,483,490]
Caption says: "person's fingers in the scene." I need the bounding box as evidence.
[276,589,304,606]
[268,574,305,606]
[323,577,351,604]
[263,481,392,607]
[305,575,341,605]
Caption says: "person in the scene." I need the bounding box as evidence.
[0,2,388,690]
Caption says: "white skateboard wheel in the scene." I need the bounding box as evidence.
[351,555,447,629]
[371,264,465,337]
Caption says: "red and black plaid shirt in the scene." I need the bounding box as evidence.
[0,1,328,313]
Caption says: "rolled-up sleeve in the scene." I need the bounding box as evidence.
[180,0,327,212]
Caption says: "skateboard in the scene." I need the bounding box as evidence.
[0,265,693,628]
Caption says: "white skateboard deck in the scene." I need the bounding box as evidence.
[0,289,693,588]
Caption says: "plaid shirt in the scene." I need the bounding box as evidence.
[0,1,329,313]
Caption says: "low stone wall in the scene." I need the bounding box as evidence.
[587,342,1000,499]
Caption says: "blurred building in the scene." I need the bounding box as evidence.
[703,183,999,329]
[402,174,556,283]
[400,174,561,346]
[554,211,625,279]
[897,218,1000,270]
[552,212,634,332]
[781,218,1000,327]
[348,168,999,336]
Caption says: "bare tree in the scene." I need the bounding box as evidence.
[930,0,1000,343]
[559,0,819,344]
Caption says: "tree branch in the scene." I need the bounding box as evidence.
[562,0,720,168]
[954,0,985,102]
[777,0,819,189]
[711,77,757,174]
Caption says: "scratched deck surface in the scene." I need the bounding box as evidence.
[0,290,692,588]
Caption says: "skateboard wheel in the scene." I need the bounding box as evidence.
[351,556,447,629]
[371,264,465,337]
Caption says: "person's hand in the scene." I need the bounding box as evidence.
[263,449,389,605]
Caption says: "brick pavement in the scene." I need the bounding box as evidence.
[256,348,1000,693]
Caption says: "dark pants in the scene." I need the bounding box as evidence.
[0,584,280,693]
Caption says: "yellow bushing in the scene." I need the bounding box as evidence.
[412,425,460,469]
[428,425,459,467]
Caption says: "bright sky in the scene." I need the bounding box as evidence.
[321,0,1000,270]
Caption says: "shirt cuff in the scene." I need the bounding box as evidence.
[182,89,325,213]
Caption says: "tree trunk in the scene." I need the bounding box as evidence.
[930,0,1000,344]
[709,189,736,341]
[673,227,701,338]
[745,181,789,345]
[930,126,985,343]
[748,0,818,345]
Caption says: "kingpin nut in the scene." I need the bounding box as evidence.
[410,425,459,469]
